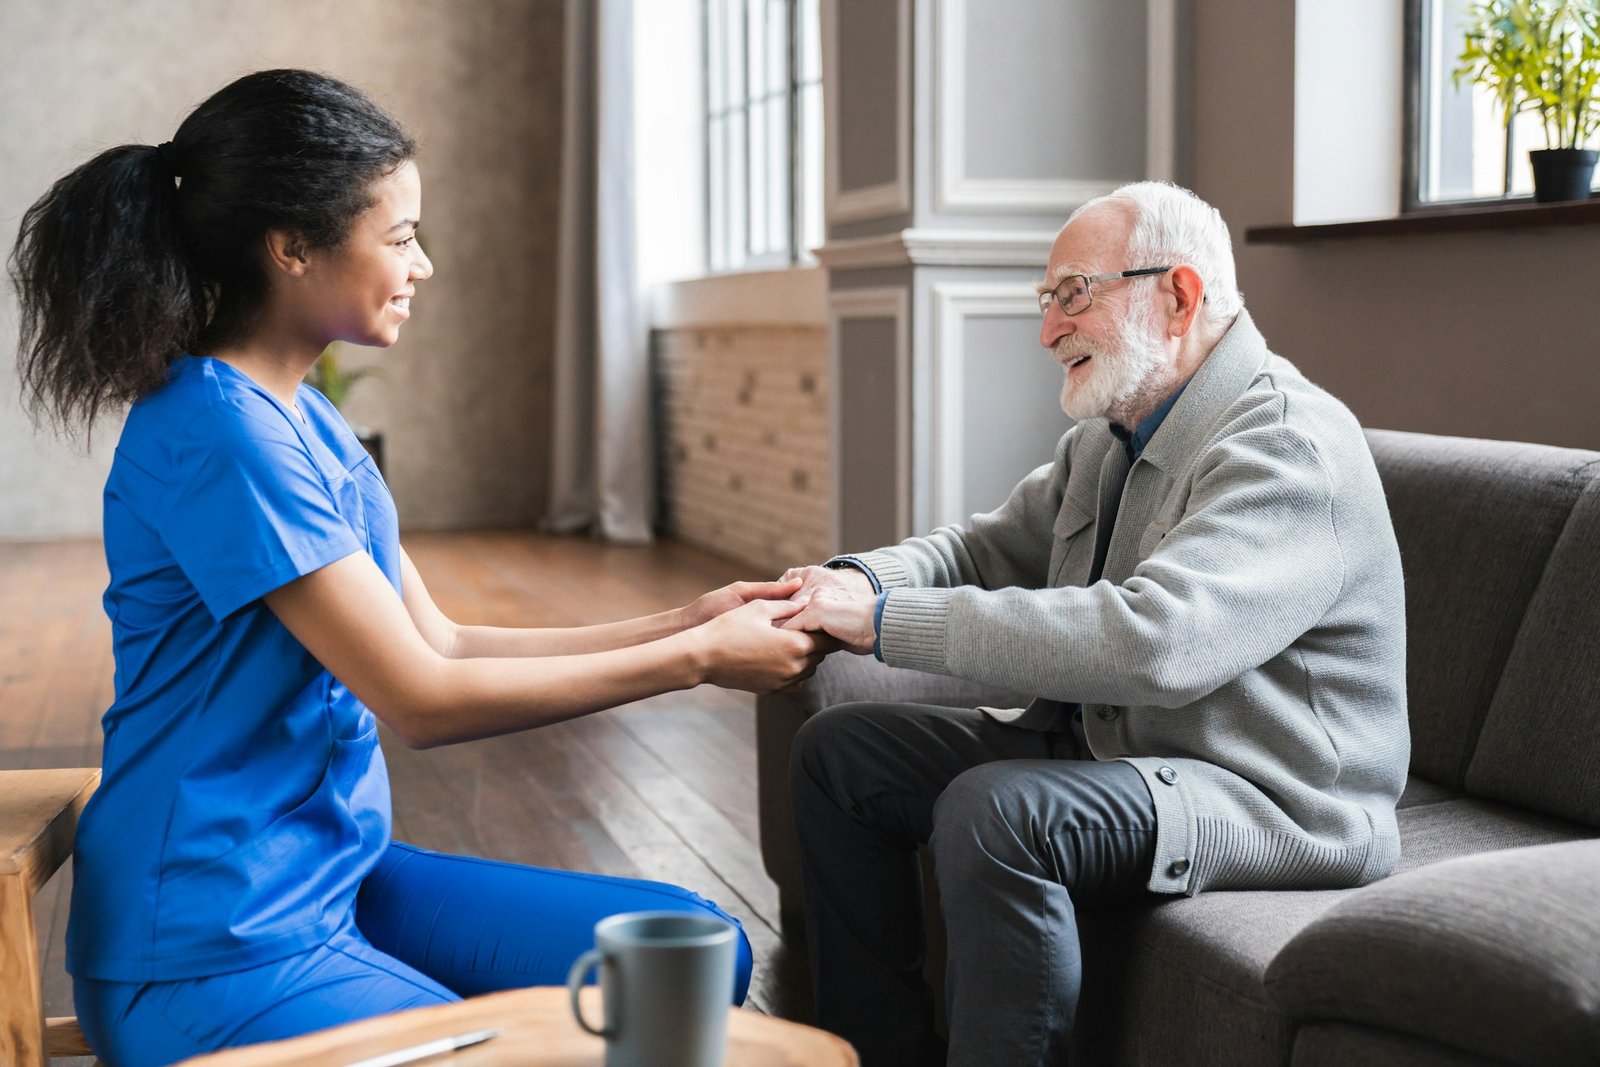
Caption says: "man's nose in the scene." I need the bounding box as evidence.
[1040,304,1074,350]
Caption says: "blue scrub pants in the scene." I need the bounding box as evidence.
[74,842,755,1066]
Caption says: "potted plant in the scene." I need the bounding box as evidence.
[306,343,386,473]
[1456,0,1600,202]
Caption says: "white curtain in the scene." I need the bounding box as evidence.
[544,0,654,542]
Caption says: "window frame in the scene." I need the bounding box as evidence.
[1402,0,1598,213]
[1404,0,1529,212]
[1402,0,1428,212]
[703,0,821,274]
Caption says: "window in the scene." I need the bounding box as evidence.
[705,0,824,272]
[1407,0,1599,208]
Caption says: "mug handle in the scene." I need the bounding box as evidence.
[566,948,614,1038]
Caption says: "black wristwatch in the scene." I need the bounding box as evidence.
[823,556,881,594]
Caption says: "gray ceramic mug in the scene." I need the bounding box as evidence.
[566,910,738,1067]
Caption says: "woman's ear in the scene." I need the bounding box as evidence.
[1166,264,1206,337]
[263,229,311,277]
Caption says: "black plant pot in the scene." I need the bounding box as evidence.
[1529,148,1598,203]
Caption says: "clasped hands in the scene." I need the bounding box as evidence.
[676,564,878,695]
[774,564,878,655]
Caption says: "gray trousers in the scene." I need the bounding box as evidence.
[790,701,1159,1067]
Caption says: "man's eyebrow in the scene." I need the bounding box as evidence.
[1036,264,1091,292]
[386,218,420,235]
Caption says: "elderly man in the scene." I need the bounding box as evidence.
[783,182,1408,1067]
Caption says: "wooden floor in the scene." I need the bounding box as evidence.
[1,532,813,1032]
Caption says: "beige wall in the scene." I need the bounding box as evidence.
[0,0,564,538]
[1190,0,1598,452]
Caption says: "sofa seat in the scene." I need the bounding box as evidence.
[1070,783,1597,1065]
[1073,887,1346,1065]
[1289,1023,1508,1067]
[1391,793,1594,872]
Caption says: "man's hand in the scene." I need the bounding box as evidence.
[784,588,879,656]
[780,563,874,603]
[680,576,804,629]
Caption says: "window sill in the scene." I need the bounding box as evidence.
[1244,196,1600,244]
[648,266,827,330]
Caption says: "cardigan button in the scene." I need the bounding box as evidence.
[1097,707,1120,722]
[1157,766,1178,785]
[1169,858,1191,877]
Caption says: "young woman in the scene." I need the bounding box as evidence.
[9,69,824,1066]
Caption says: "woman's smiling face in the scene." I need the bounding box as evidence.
[300,160,432,349]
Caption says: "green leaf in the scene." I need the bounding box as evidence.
[306,343,383,413]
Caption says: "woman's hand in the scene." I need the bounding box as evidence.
[691,598,832,693]
[680,576,805,629]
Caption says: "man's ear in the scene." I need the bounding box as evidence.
[1166,264,1205,337]
[263,229,312,278]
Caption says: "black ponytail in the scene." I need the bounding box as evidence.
[9,69,416,437]
[10,144,204,434]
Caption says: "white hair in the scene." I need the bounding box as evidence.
[1070,181,1244,327]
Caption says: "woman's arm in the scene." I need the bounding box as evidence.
[398,546,802,659]
[266,552,824,749]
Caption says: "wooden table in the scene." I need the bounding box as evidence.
[177,986,856,1066]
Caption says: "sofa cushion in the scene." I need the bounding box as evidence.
[1468,472,1600,829]
[1395,773,1459,810]
[1392,795,1594,873]
[1291,1022,1509,1067]
[1074,889,1347,1067]
[1265,840,1600,1067]
[1366,430,1593,790]
[1072,796,1590,1065]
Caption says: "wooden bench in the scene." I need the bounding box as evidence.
[1,768,100,1065]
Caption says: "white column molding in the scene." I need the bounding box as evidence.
[813,227,1056,270]
[929,282,1041,528]
[933,0,1179,213]
[829,286,912,545]
[823,0,913,223]
[1146,0,1178,181]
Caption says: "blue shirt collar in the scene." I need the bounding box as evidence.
[1109,376,1192,462]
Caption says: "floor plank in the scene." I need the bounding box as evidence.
[0,533,814,1036]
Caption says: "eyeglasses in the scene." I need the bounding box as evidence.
[1036,266,1173,317]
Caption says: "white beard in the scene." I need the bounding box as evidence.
[1056,297,1170,423]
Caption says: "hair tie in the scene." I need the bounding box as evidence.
[155,141,182,179]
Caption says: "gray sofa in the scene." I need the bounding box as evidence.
[756,428,1600,1066]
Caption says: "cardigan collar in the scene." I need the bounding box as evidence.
[1135,307,1270,476]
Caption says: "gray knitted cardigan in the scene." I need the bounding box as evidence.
[854,309,1409,896]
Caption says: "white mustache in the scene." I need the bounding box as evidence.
[1055,338,1099,362]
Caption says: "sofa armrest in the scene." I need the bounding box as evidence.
[1264,839,1600,1067]
[755,654,1028,921]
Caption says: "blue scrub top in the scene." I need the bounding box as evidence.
[67,356,400,983]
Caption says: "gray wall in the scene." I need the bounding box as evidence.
[0,0,564,538]
[1191,0,1598,451]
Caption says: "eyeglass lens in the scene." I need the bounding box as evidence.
[1039,275,1091,316]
